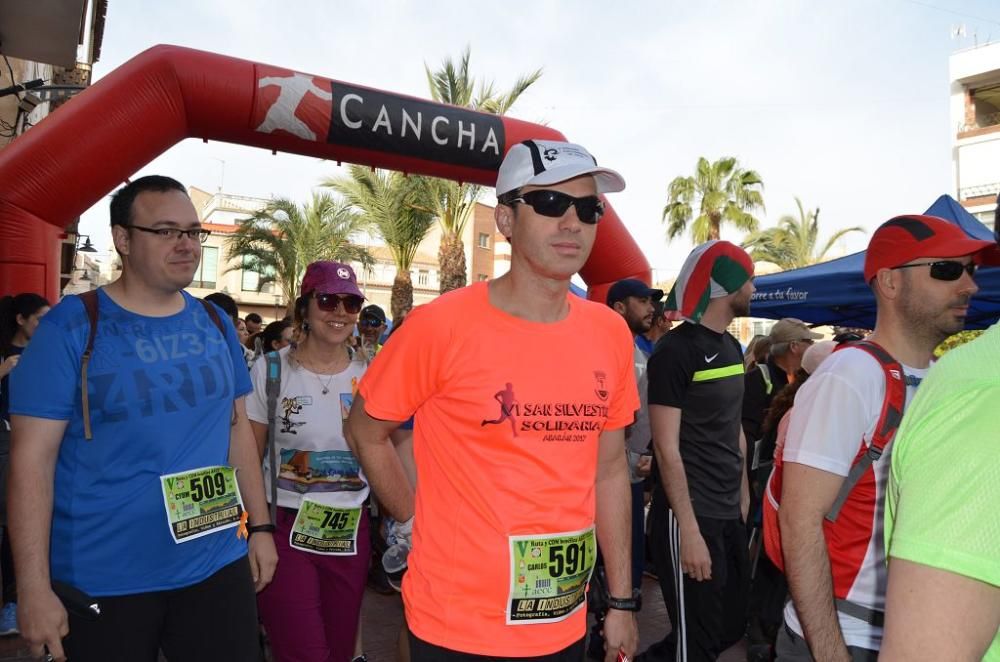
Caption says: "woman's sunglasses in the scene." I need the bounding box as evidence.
[891,260,976,281]
[315,293,363,314]
[506,190,605,224]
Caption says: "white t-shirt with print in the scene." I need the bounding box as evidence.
[246,346,369,510]
[781,346,927,652]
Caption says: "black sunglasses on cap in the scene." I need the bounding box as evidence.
[359,317,383,329]
[315,293,363,314]
[891,260,976,281]
[506,190,605,224]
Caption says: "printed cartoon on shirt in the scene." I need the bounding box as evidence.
[280,396,306,434]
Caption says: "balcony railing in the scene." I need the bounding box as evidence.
[959,182,1000,201]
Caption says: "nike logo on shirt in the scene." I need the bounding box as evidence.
[704,353,719,363]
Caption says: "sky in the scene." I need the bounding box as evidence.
[76,0,1000,284]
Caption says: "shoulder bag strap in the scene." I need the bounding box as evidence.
[264,351,281,523]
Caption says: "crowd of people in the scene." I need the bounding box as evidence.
[0,140,995,662]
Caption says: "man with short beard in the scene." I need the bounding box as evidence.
[636,299,674,355]
[643,240,755,662]
[776,215,994,661]
[602,280,663,635]
[584,278,661,659]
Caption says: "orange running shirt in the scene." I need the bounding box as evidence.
[359,282,638,656]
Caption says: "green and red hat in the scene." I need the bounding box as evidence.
[665,240,754,324]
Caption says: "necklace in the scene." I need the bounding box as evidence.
[316,373,335,395]
[293,345,349,396]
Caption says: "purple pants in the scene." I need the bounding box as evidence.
[258,505,371,662]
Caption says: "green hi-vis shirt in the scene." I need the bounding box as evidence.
[886,323,1000,661]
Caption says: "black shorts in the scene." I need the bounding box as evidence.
[409,630,585,661]
[0,423,9,527]
[63,555,259,662]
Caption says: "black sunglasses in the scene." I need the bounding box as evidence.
[507,190,605,224]
[315,293,363,314]
[359,317,383,329]
[891,260,976,281]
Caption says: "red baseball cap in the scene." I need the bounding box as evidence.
[863,214,999,283]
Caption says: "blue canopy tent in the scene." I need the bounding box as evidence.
[750,195,1000,330]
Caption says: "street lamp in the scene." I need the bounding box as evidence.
[77,235,97,253]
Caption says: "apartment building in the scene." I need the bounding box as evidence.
[185,186,500,322]
[950,41,1000,227]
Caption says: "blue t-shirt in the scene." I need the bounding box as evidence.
[634,334,654,356]
[10,290,253,596]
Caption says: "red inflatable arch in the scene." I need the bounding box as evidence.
[0,45,650,303]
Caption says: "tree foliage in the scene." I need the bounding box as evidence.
[424,46,542,292]
[742,197,864,269]
[662,156,765,244]
[324,166,436,321]
[935,329,983,357]
[224,193,373,316]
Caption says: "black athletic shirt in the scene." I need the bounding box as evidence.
[647,322,744,519]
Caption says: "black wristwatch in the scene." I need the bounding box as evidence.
[606,590,642,612]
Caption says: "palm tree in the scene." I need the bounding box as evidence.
[324,166,436,321]
[424,46,543,293]
[225,193,374,316]
[742,197,864,269]
[662,156,765,244]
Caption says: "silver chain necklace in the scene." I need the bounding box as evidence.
[315,372,336,395]
[294,346,347,395]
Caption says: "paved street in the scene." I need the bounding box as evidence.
[0,576,747,661]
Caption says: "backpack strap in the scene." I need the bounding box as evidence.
[835,598,885,627]
[198,299,226,337]
[81,295,228,441]
[264,351,281,524]
[79,291,100,441]
[825,340,906,522]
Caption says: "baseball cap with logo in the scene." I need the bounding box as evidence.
[300,260,364,298]
[495,139,626,197]
[606,279,664,306]
[768,318,823,344]
[863,214,998,283]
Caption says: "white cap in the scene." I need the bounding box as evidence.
[495,139,626,197]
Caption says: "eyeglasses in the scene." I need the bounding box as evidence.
[126,224,211,243]
[891,260,976,281]
[315,293,363,314]
[359,317,383,329]
[506,190,605,224]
